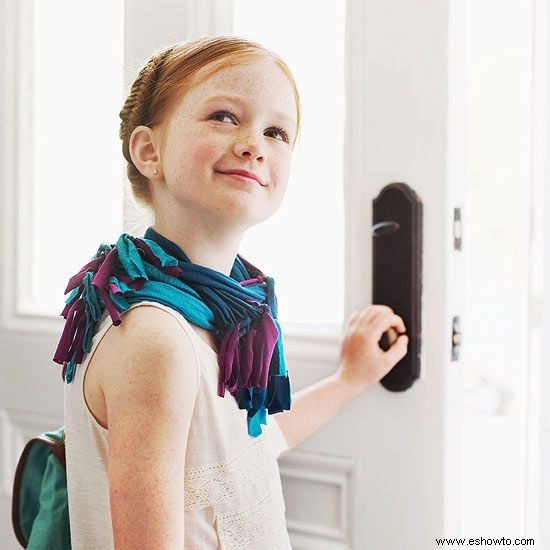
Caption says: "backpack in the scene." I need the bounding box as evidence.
[11,426,71,549]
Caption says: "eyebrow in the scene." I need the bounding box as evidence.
[202,94,296,126]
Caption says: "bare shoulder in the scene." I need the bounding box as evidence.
[94,304,201,414]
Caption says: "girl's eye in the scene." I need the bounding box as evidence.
[210,110,235,124]
[265,126,290,143]
[209,110,290,144]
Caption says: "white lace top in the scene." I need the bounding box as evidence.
[64,300,292,549]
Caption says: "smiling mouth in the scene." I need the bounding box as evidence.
[216,171,264,186]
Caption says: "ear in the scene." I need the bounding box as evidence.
[129,125,161,178]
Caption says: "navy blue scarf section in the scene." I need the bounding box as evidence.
[53,226,292,437]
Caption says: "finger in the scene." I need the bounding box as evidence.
[363,305,382,323]
[378,312,406,334]
[372,304,394,314]
[391,314,407,333]
[368,312,405,340]
[357,306,401,330]
[343,309,364,337]
[387,326,399,346]
[352,305,376,325]
[384,333,409,363]
[367,307,396,327]
[347,308,362,327]
[370,304,394,317]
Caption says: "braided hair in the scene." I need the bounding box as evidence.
[119,46,176,208]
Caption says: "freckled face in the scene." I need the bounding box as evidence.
[156,56,297,229]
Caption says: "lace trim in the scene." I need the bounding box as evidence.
[215,491,289,549]
[184,434,269,511]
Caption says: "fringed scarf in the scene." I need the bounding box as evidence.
[53,226,292,437]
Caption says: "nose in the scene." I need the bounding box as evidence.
[233,133,265,161]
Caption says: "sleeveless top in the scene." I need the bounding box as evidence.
[64,300,292,549]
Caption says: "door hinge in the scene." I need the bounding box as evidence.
[452,315,462,361]
[454,207,462,251]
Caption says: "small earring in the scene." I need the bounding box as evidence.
[153,168,158,175]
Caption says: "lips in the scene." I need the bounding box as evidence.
[216,169,265,186]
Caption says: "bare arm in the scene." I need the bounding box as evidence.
[274,373,361,450]
[275,305,408,451]
[101,306,199,549]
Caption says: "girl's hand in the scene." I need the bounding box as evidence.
[335,305,409,394]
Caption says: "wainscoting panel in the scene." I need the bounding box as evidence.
[279,451,358,550]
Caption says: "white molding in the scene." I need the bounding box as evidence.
[0,0,23,334]
[0,0,55,335]
[1,314,342,368]
[527,1,550,547]
[279,451,357,549]
[13,0,34,331]
[344,0,368,318]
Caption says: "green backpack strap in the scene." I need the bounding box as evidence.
[12,427,72,549]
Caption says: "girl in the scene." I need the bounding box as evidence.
[56,35,408,549]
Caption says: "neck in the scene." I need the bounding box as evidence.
[150,218,245,277]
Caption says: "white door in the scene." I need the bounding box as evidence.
[224,1,466,548]
[0,1,466,549]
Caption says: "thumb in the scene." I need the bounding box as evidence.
[384,334,409,365]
